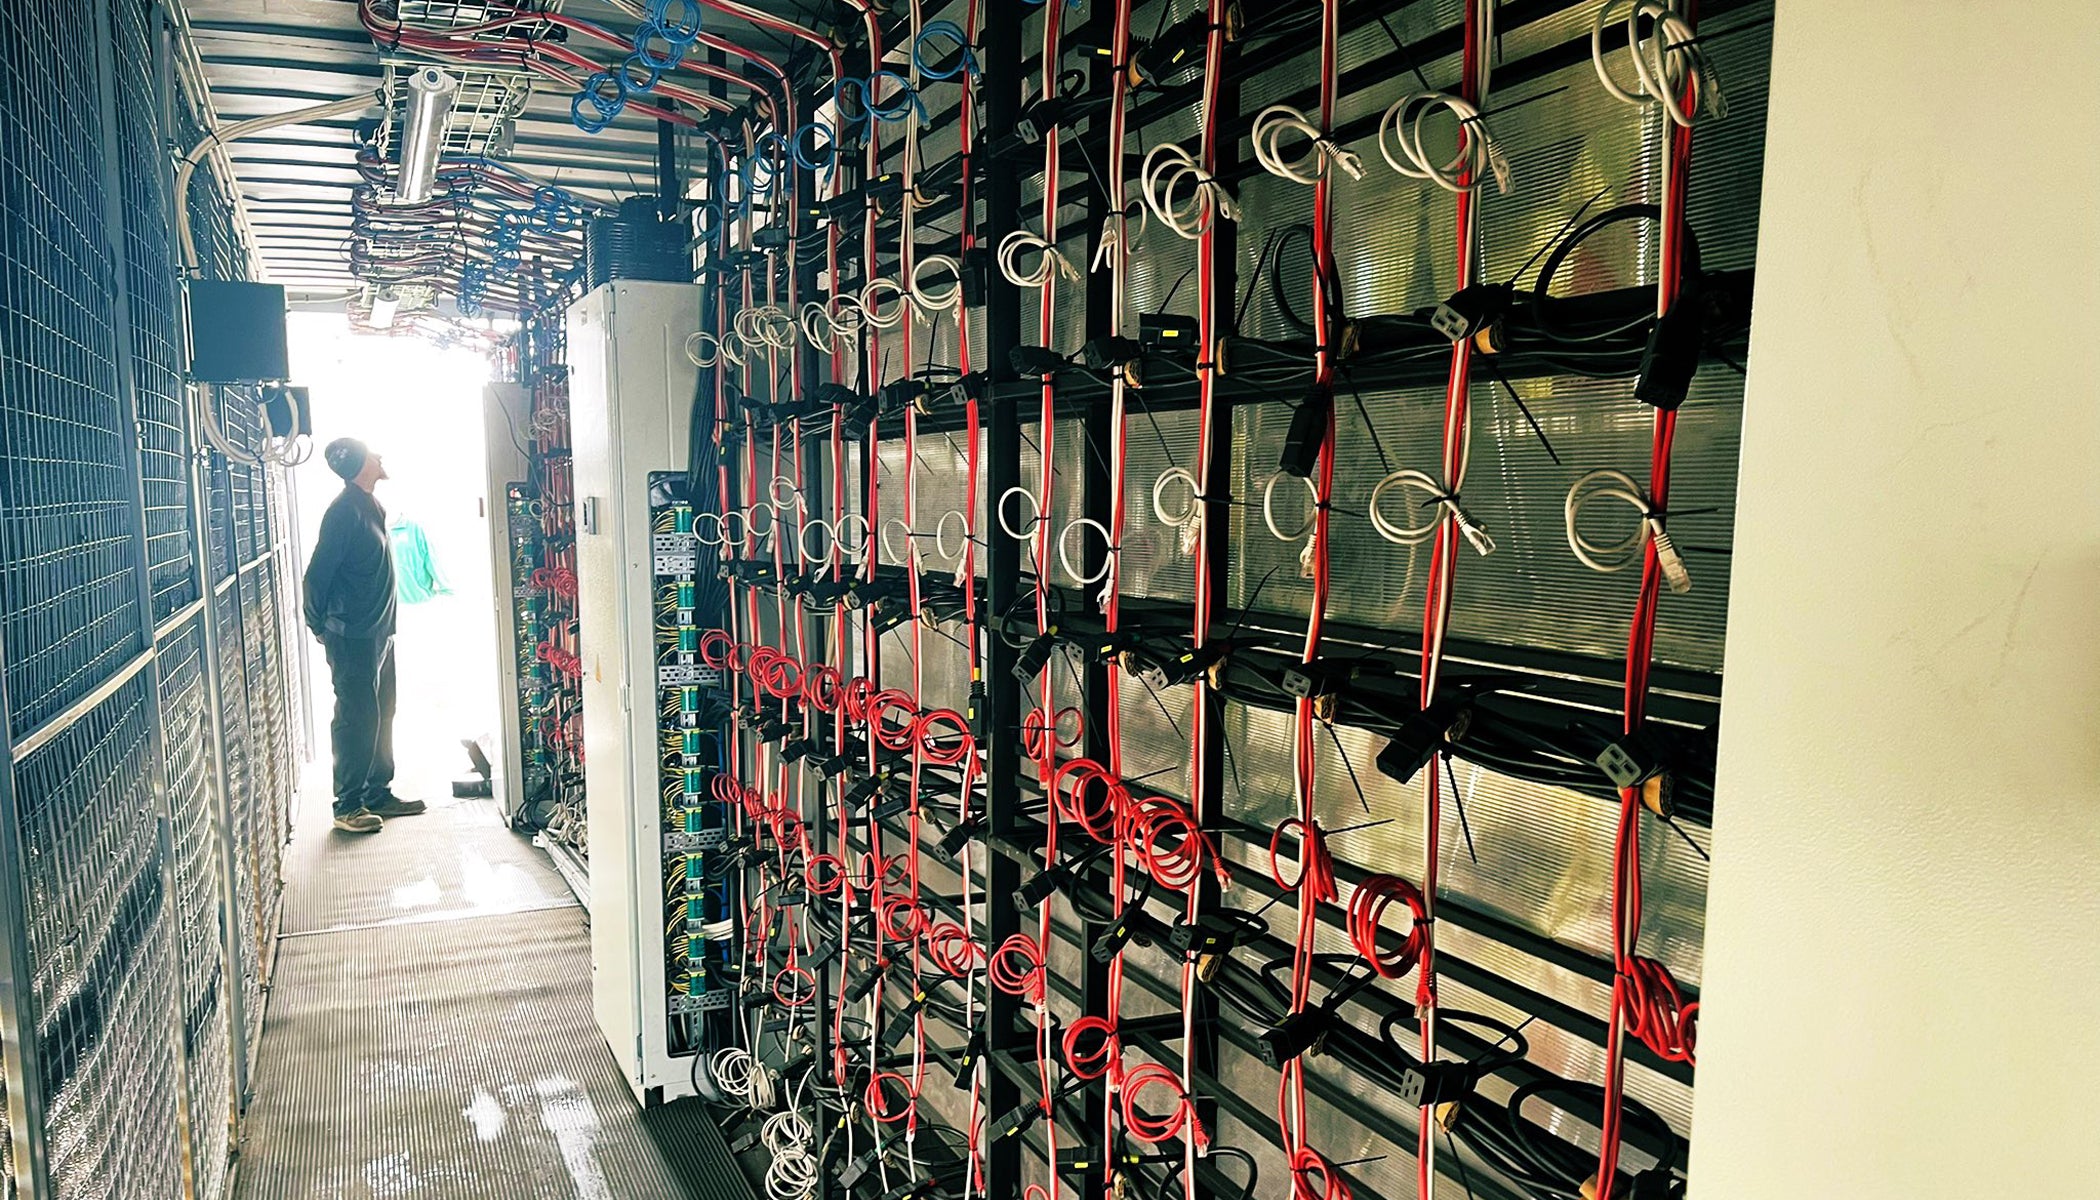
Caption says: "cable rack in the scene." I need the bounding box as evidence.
[392,0,565,37]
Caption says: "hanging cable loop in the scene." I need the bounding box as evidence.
[1369,468,1496,556]
[1141,142,1240,240]
[1252,104,1364,184]
[1590,0,1726,127]
[997,229,1078,289]
[1563,467,1692,592]
[1376,91,1513,195]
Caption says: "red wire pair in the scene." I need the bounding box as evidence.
[1120,1063,1208,1148]
[1270,817,1338,906]
[988,933,1046,1004]
[1346,874,1429,980]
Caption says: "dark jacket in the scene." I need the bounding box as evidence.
[303,484,397,640]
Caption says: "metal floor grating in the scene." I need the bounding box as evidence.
[233,781,750,1200]
[277,785,576,936]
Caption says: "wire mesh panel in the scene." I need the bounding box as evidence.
[112,0,198,627]
[0,0,147,738]
[213,584,266,1053]
[10,672,187,1199]
[155,612,234,1200]
[241,560,292,931]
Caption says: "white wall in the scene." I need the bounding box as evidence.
[1692,3,2100,1196]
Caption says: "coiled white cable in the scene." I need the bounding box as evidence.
[834,512,872,561]
[860,277,911,329]
[800,298,866,352]
[997,229,1079,289]
[763,1109,818,1200]
[1369,469,1496,555]
[1058,517,1113,587]
[1152,466,1202,555]
[694,511,726,547]
[719,508,751,551]
[1377,91,1513,194]
[1261,473,1319,543]
[997,485,1044,541]
[798,518,836,565]
[769,475,808,514]
[933,508,972,566]
[1141,142,1240,240]
[1090,203,1148,273]
[909,253,965,315]
[685,331,723,368]
[1590,0,1725,127]
[880,516,920,566]
[1252,104,1365,185]
[1563,467,1692,592]
[744,501,778,548]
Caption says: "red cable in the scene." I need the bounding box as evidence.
[1347,874,1429,980]
[1061,1015,1121,1082]
[987,934,1046,1004]
[1120,1063,1208,1148]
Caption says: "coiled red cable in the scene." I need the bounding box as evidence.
[1290,1146,1352,1200]
[1269,817,1337,906]
[866,1070,918,1125]
[1061,1015,1121,1082]
[1051,757,1126,844]
[925,921,984,977]
[1121,1063,1208,1148]
[1347,874,1429,980]
[805,664,843,712]
[868,688,919,750]
[1126,794,1228,893]
[912,708,974,766]
[988,933,1046,1004]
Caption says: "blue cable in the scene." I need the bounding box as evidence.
[650,0,704,44]
[618,54,665,97]
[864,71,926,125]
[832,77,872,135]
[792,122,837,174]
[912,20,978,81]
[571,90,618,133]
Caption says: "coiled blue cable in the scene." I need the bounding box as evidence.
[864,70,926,125]
[650,0,703,44]
[912,21,978,81]
[793,122,837,174]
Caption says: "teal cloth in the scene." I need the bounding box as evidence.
[388,514,451,605]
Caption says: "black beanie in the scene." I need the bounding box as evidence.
[324,437,369,481]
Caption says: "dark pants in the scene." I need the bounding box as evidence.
[324,634,396,817]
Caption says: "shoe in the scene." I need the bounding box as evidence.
[366,793,428,817]
[333,809,384,834]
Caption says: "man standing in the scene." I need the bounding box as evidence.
[304,438,427,833]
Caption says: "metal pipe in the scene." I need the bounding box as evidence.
[395,66,459,204]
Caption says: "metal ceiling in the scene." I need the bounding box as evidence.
[177,0,788,295]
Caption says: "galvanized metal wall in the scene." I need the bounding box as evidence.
[0,1,304,1196]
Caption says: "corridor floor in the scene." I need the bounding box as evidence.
[230,767,743,1200]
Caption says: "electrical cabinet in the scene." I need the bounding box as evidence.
[564,280,701,1100]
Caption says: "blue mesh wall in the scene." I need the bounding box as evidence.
[10,671,186,1198]
[155,612,234,1200]
[0,0,147,739]
[112,0,197,628]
